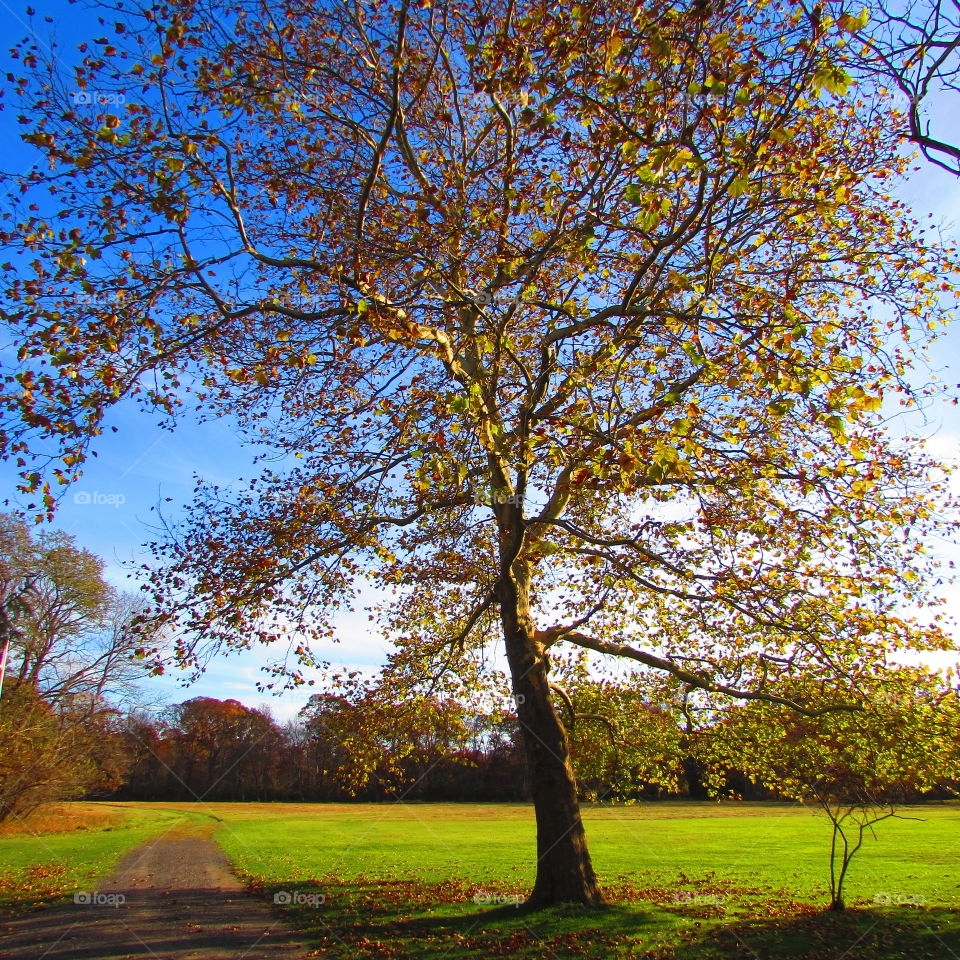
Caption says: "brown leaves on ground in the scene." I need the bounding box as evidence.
[0,864,67,907]
[257,872,960,960]
[0,802,125,837]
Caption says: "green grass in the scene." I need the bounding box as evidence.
[209,800,960,904]
[0,801,204,907]
[2,800,958,958]
[205,800,959,959]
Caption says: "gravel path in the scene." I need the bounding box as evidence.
[0,824,314,960]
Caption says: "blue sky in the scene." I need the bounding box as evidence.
[0,0,401,721]
[1,0,959,722]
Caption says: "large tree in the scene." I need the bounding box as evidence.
[2,0,958,902]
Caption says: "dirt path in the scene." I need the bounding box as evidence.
[0,824,315,959]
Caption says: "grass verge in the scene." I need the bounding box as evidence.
[0,801,203,908]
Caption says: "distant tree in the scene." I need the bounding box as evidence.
[548,662,686,801]
[299,680,476,800]
[164,697,286,801]
[0,514,149,706]
[698,674,960,911]
[115,711,174,800]
[0,514,152,820]
[3,0,958,902]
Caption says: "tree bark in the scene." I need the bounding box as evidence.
[497,549,603,907]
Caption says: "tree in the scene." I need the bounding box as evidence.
[298,680,477,799]
[836,1,960,175]
[2,0,958,903]
[112,693,527,802]
[0,556,37,700]
[0,514,148,706]
[115,710,175,800]
[698,674,960,911]
[161,697,286,800]
[0,514,150,819]
[0,682,89,819]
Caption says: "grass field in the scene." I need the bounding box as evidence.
[0,800,957,958]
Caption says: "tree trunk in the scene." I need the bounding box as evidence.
[497,550,602,907]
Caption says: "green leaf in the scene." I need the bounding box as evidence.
[635,209,660,231]
[838,9,869,32]
[824,414,845,435]
[812,66,852,96]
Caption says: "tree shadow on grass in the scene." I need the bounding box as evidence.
[267,878,694,959]
[265,877,960,960]
[371,905,671,959]
[673,905,960,960]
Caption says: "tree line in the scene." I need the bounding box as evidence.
[116,694,530,804]
[2,512,957,823]
[91,684,960,819]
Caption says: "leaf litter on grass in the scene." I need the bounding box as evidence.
[245,869,960,960]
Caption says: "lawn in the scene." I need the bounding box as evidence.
[209,801,960,959]
[210,800,959,901]
[0,801,203,907]
[0,800,957,958]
